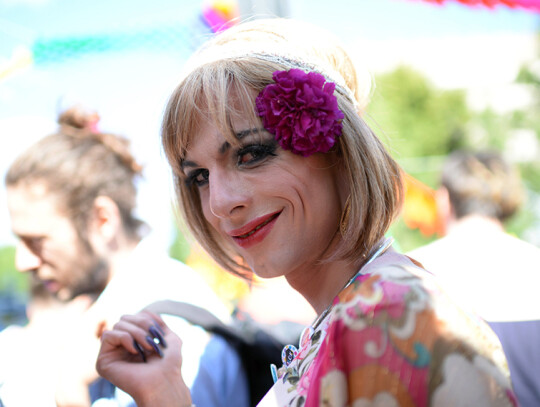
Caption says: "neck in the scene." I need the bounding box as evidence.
[286,237,392,315]
[285,256,363,315]
[104,237,140,284]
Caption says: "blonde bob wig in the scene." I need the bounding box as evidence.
[162,18,403,279]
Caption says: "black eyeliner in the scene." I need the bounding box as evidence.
[237,141,278,166]
[184,168,208,187]
[237,143,277,157]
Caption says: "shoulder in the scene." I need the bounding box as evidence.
[499,233,540,263]
[336,250,436,314]
[331,251,439,343]
[406,237,454,275]
[317,251,515,405]
[333,251,502,352]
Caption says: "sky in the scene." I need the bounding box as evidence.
[0,0,538,247]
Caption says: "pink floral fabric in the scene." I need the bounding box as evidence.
[266,250,517,407]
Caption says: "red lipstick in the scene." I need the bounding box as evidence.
[229,210,281,248]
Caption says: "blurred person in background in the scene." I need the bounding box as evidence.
[0,276,95,396]
[1,106,242,407]
[409,149,540,407]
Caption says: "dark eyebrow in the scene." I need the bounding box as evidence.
[181,128,266,171]
[181,160,197,170]
[237,128,263,139]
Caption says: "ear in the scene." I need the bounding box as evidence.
[88,196,122,244]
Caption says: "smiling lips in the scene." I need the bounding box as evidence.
[230,211,281,248]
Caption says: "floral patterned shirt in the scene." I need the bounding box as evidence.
[259,249,517,407]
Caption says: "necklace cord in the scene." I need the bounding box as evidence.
[310,237,394,330]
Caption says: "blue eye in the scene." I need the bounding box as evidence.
[185,169,209,187]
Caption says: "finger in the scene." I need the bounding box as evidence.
[148,325,167,348]
[113,318,156,353]
[112,312,171,357]
[145,334,164,358]
[138,310,169,334]
[100,329,141,356]
[114,311,168,334]
[115,312,154,328]
[132,339,147,362]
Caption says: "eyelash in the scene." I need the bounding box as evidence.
[185,168,209,188]
[236,143,277,166]
[185,142,278,188]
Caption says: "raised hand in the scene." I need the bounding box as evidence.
[96,311,192,407]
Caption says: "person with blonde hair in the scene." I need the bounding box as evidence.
[97,18,517,406]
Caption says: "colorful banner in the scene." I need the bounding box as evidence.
[201,0,240,33]
[402,173,444,237]
[417,0,540,12]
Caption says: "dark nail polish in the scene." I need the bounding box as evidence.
[149,325,167,348]
[146,335,164,358]
[152,322,165,336]
[133,339,147,363]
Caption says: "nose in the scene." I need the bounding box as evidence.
[15,241,42,272]
[207,172,250,219]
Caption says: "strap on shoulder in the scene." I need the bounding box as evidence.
[143,299,243,343]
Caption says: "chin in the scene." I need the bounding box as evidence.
[57,290,73,302]
[253,271,280,281]
[249,262,286,280]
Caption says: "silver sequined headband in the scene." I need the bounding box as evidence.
[181,44,358,107]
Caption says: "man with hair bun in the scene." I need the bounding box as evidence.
[1,106,241,407]
[409,149,540,407]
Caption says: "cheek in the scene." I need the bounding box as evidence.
[41,239,67,262]
[198,199,222,237]
[198,192,213,223]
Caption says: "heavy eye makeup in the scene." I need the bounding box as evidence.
[183,132,278,188]
[184,168,209,187]
[236,139,278,166]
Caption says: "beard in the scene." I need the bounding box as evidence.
[65,256,110,302]
[56,239,111,302]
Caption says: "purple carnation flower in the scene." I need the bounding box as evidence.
[255,69,344,157]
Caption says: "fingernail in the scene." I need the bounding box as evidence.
[133,339,147,363]
[149,325,167,348]
[152,322,165,336]
[146,335,164,358]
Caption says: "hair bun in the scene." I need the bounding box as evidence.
[57,105,142,176]
[57,106,100,132]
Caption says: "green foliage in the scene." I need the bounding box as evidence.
[0,246,15,274]
[466,108,511,149]
[366,66,470,159]
[364,63,540,249]
[169,224,192,263]
[506,196,537,239]
[512,62,540,203]
[0,246,29,293]
[389,218,437,254]
[520,162,540,193]
[516,65,540,87]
